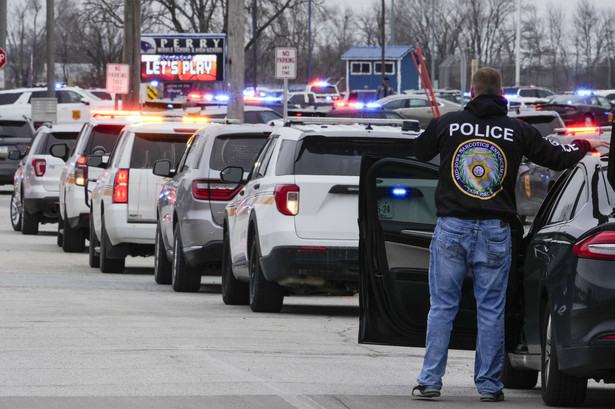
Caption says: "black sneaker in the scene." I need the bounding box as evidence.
[480,390,505,402]
[412,385,441,398]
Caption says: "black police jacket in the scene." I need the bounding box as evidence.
[413,94,591,221]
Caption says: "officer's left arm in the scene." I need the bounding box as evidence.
[413,118,440,161]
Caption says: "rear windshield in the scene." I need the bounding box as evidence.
[39,132,79,154]
[515,115,562,137]
[210,135,269,170]
[549,95,584,104]
[85,124,125,154]
[130,133,190,169]
[0,120,34,138]
[0,93,21,105]
[290,136,414,176]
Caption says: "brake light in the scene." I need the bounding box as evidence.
[32,159,46,177]
[573,232,615,259]
[191,179,242,201]
[112,169,129,203]
[75,156,87,186]
[274,185,299,215]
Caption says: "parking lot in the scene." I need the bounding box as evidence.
[1,185,615,408]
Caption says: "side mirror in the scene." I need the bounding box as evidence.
[80,98,90,106]
[86,155,108,168]
[220,166,244,183]
[153,159,173,177]
[402,120,421,132]
[50,143,69,161]
[8,150,23,160]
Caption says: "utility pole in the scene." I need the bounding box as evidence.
[515,0,521,86]
[227,0,245,122]
[307,0,312,82]
[390,0,395,45]
[430,0,436,88]
[251,0,257,90]
[380,0,385,84]
[46,0,55,97]
[1,0,8,88]
[123,0,141,110]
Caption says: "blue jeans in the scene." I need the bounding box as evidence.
[416,217,511,394]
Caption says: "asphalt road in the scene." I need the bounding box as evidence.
[0,185,614,409]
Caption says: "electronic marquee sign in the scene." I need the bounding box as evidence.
[140,34,226,82]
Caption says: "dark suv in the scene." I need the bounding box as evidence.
[0,114,35,185]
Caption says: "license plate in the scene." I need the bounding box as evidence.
[0,146,8,156]
[377,198,393,219]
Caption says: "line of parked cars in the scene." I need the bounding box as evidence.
[6,99,615,407]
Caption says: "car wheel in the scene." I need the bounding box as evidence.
[99,216,125,274]
[221,229,248,305]
[10,192,22,232]
[541,306,587,406]
[154,221,172,285]
[88,215,100,268]
[248,235,283,313]
[499,353,538,389]
[62,218,85,253]
[584,114,594,127]
[171,224,201,292]
[21,209,39,235]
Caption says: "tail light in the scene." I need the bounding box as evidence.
[112,169,129,203]
[573,232,615,259]
[33,159,46,177]
[274,185,299,215]
[192,179,242,201]
[75,156,87,186]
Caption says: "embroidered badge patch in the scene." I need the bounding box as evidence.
[452,139,507,199]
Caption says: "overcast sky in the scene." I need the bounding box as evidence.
[340,0,615,13]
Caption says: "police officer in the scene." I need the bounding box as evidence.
[410,67,609,402]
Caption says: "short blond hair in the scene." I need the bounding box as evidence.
[471,67,502,96]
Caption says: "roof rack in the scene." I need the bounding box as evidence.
[283,116,421,132]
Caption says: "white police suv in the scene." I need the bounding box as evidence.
[221,118,421,312]
[89,118,199,273]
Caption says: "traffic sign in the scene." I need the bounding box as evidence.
[106,63,130,94]
[0,47,7,70]
[275,47,297,80]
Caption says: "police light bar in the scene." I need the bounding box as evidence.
[312,80,329,87]
[284,116,421,132]
[575,89,594,96]
[554,126,612,135]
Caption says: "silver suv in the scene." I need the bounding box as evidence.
[153,123,271,292]
[11,123,82,234]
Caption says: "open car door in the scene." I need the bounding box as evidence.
[358,155,524,350]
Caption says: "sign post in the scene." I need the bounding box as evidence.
[275,47,297,121]
[106,63,130,109]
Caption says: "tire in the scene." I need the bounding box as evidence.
[499,353,538,389]
[99,216,125,274]
[221,229,248,305]
[171,225,201,292]
[10,193,22,232]
[541,307,587,406]
[248,235,284,313]
[57,218,64,247]
[21,209,39,235]
[62,218,85,253]
[88,216,100,268]
[154,222,172,285]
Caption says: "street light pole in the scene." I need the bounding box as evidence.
[46,0,55,97]
[381,0,385,84]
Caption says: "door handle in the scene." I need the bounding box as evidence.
[254,183,260,190]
